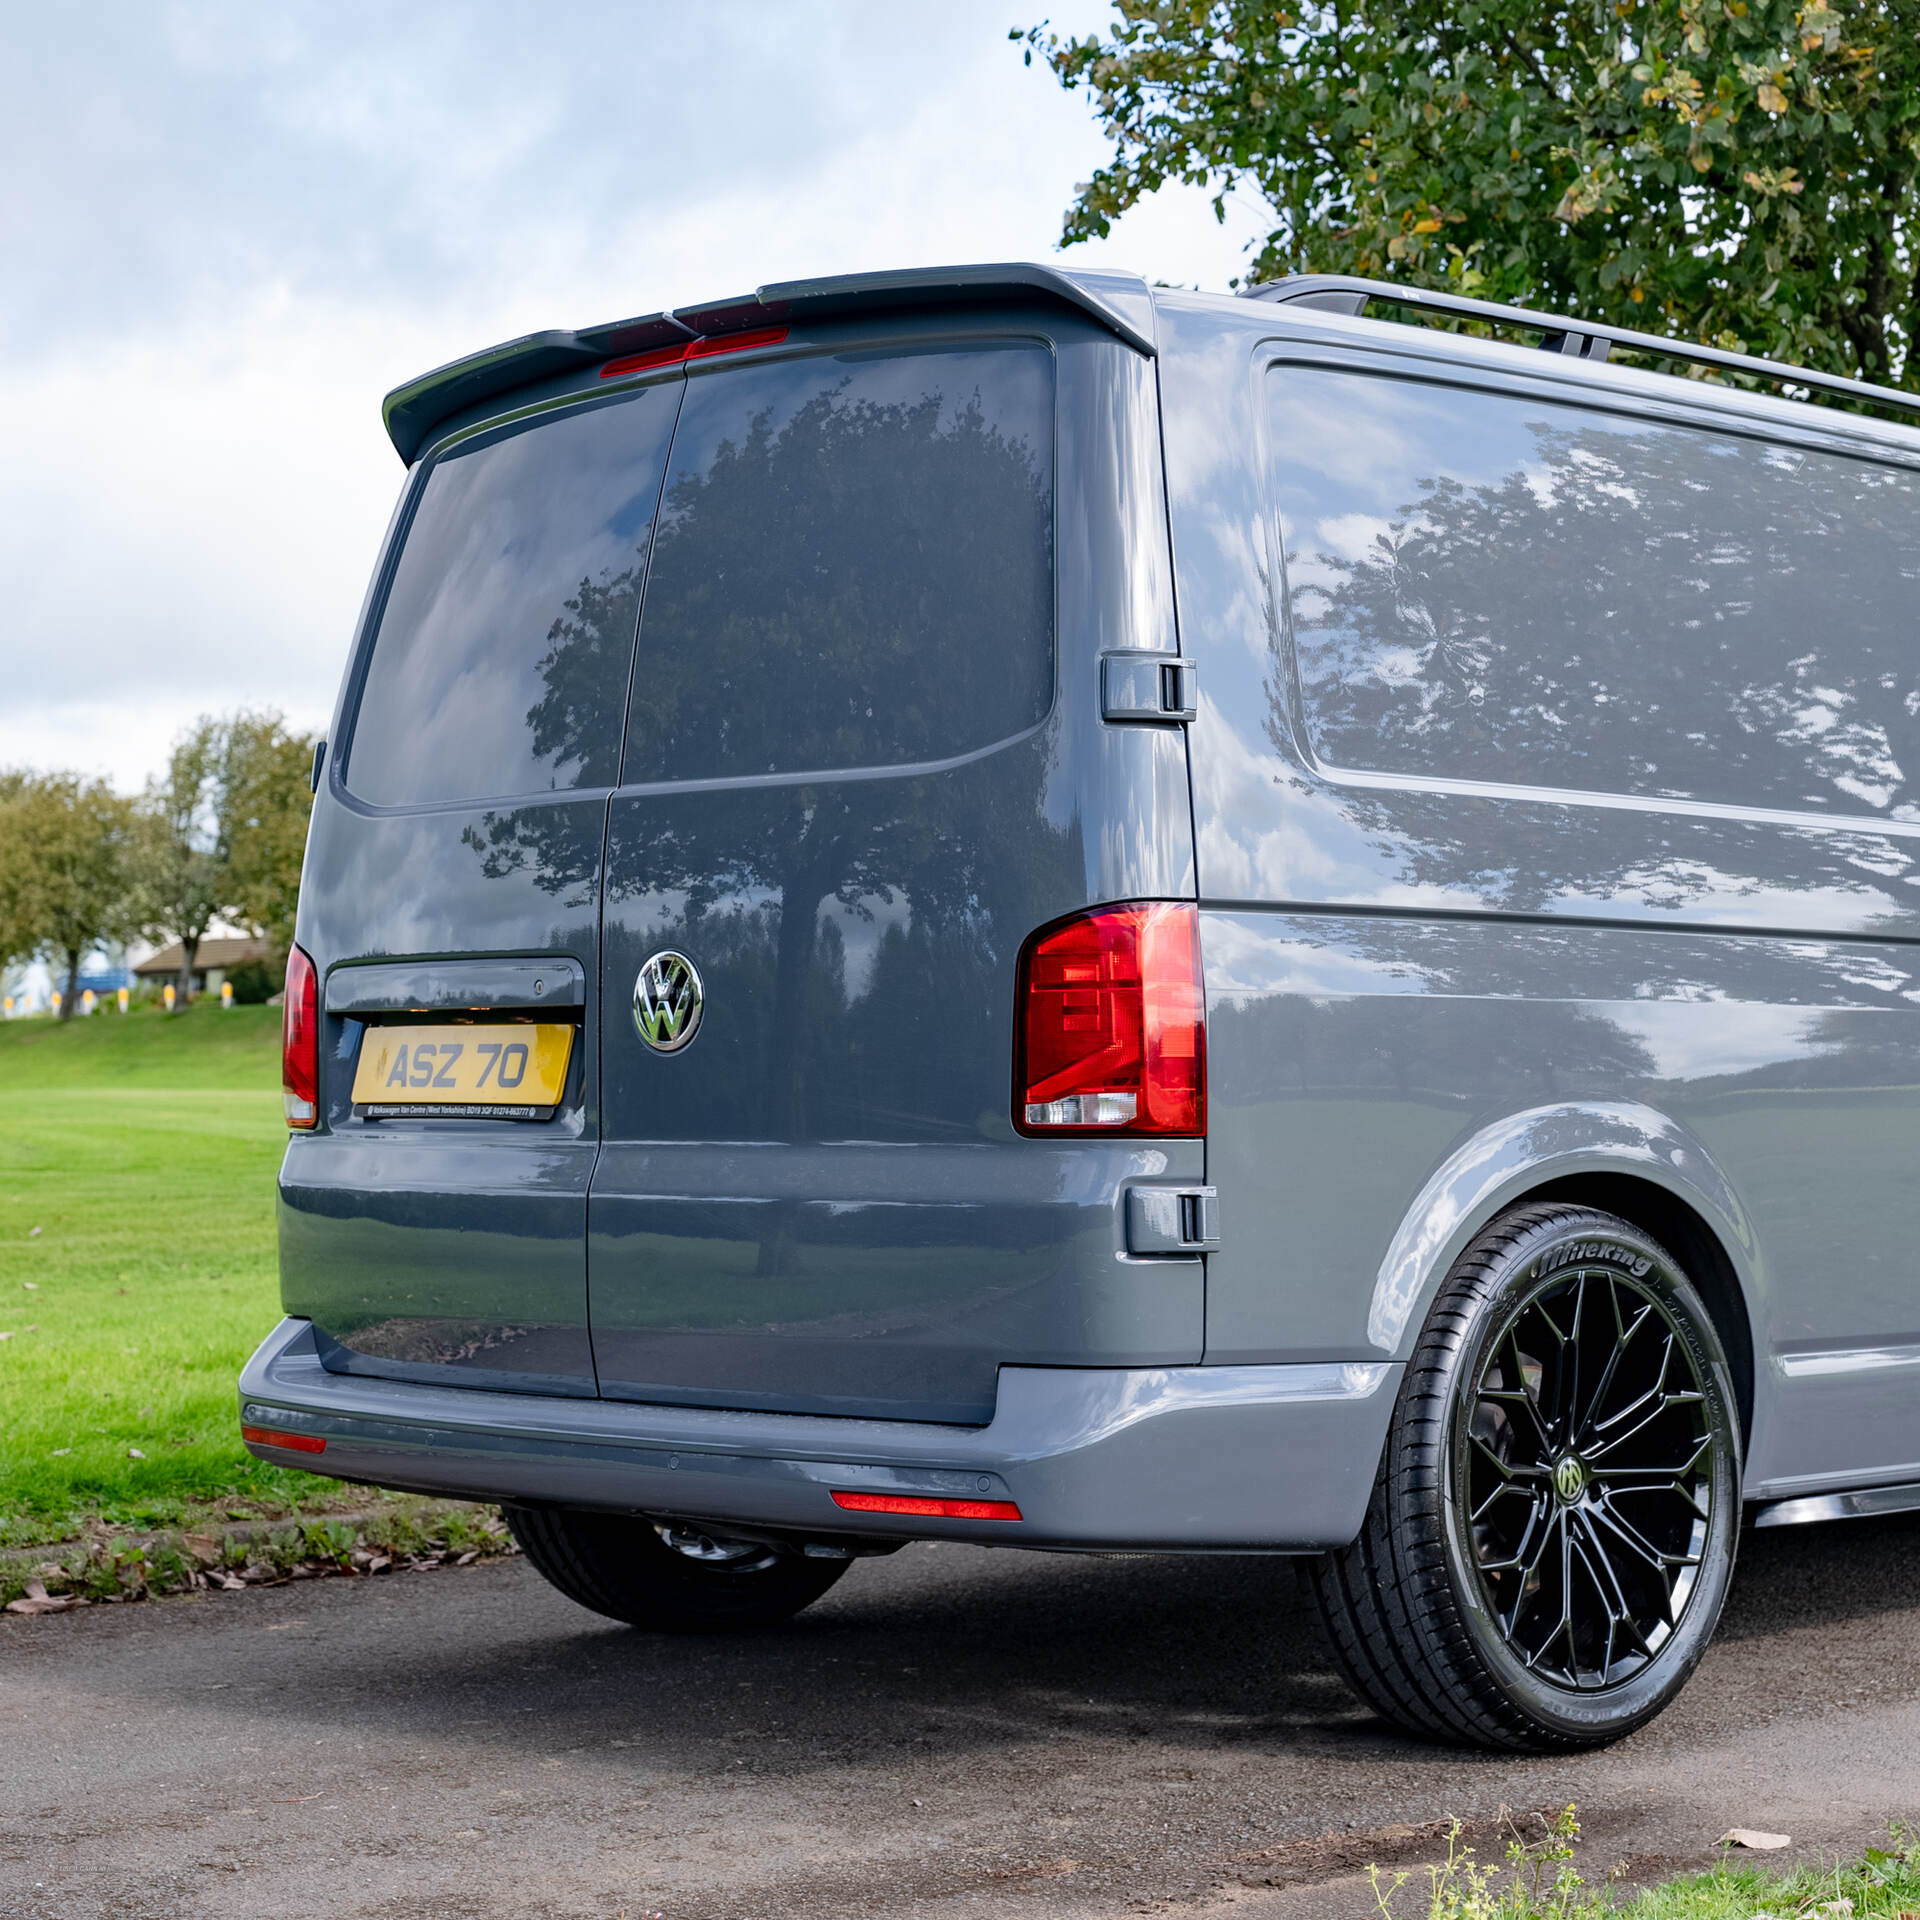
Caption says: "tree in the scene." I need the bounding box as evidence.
[1021,1,1920,383]
[134,719,234,1005]
[131,710,317,999]
[221,710,317,962]
[0,773,135,1019]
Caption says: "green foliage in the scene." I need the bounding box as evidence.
[1021,1,1920,382]
[1,1500,514,1608]
[223,954,280,1004]
[221,709,316,958]
[133,717,235,997]
[1365,1808,1920,1920]
[0,771,137,1018]
[132,709,317,984]
[1371,1808,1600,1920]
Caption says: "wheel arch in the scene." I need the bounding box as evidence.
[1367,1102,1762,1449]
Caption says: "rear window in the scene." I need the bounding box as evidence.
[348,386,677,807]
[622,343,1054,784]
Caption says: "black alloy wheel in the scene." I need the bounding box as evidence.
[1460,1253,1717,1691]
[1304,1203,1741,1750]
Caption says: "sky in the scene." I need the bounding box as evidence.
[1,3,1274,793]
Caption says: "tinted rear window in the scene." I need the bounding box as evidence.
[622,344,1054,784]
[1270,366,1920,819]
[348,386,677,807]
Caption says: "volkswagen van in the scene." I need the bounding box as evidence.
[244,263,1920,1750]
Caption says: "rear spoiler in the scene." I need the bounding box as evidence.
[381,262,1156,466]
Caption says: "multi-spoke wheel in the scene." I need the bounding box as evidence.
[505,1507,849,1630]
[1304,1203,1741,1750]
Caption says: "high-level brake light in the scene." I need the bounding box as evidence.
[600,327,789,381]
[685,326,787,359]
[1015,903,1205,1136]
[282,944,318,1129]
[831,1491,1022,1521]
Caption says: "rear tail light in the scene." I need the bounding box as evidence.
[831,1491,1022,1521]
[1015,903,1204,1136]
[282,944,318,1129]
[241,1424,326,1454]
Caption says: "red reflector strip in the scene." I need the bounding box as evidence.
[831,1490,1021,1521]
[241,1424,326,1455]
[600,342,691,379]
[686,326,788,360]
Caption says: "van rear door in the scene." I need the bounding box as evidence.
[589,313,1201,1423]
[280,373,681,1396]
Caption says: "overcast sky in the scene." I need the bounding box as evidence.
[1,4,1271,791]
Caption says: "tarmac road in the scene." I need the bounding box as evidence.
[2,1511,1917,1920]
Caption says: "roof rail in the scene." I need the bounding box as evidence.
[1246,273,1920,427]
[382,263,1154,465]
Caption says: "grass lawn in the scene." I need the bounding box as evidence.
[0,1001,345,1546]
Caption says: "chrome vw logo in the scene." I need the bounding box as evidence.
[633,950,704,1053]
[1552,1455,1590,1505]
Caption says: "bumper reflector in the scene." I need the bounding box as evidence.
[831,1490,1021,1521]
[241,1424,326,1455]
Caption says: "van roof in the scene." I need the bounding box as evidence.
[381,263,1157,465]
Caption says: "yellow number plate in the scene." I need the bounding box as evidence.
[351,1024,573,1111]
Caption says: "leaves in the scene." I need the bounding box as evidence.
[131,709,317,979]
[1023,0,1920,386]
[0,772,138,1007]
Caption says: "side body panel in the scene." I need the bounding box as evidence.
[1156,288,1920,1496]
[591,312,1201,1423]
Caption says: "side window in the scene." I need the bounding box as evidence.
[1268,366,1920,820]
[623,344,1054,784]
[347,386,678,808]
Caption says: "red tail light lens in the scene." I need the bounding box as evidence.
[831,1491,1022,1521]
[600,342,691,379]
[600,329,788,381]
[685,326,787,360]
[1015,903,1204,1136]
[242,1424,326,1455]
[282,944,318,1129]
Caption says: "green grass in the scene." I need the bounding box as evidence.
[0,1002,343,1547]
[1372,1810,1920,1920]
[0,999,281,1088]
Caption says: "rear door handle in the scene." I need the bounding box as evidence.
[1102,651,1197,723]
[1126,1185,1220,1254]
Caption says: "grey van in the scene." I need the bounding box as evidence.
[245,263,1920,1751]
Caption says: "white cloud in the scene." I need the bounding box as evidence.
[1,2,1275,789]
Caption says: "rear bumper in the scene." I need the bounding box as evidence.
[239,1317,1396,1551]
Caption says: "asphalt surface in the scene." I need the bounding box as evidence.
[2,1512,1917,1920]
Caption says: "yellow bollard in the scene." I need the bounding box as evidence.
[81,989,95,1016]
[117,987,129,1013]
[221,981,233,1009]
[2,996,11,1019]
[163,983,175,1012]
[51,991,61,1017]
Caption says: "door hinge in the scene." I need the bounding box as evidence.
[1126,1185,1220,1255]
[1102,651,1197,723]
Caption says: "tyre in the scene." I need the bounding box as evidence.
[505,1507,849,1630]
[1304,1203,1741,1751]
